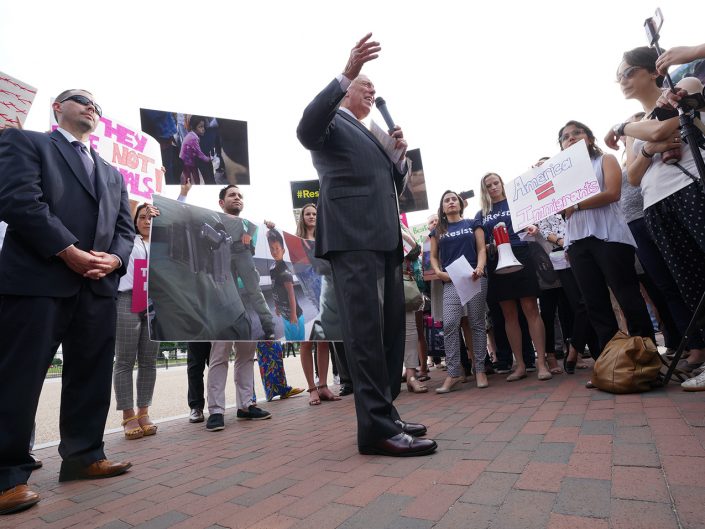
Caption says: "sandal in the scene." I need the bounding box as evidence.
[406,376,428,393]
[506,370,527,382]
[307,387,321,406]
[282,387,305,399]
[317,384,341,402]
[136,414,157,436]
[417,370,431,382]
[122,416,144,440]
[546,354,563,375]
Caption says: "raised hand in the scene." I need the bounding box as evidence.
[342,33,381,81]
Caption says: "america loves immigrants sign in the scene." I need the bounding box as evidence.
[507,140,599,231]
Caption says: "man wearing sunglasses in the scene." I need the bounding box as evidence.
[0,89,134,515]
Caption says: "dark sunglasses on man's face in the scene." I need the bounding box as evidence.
[60,95,102,117]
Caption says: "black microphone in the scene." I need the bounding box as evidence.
[374,97,396,133]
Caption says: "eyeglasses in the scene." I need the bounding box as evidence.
[616,66,644,83]
[559,129,585,143]
[60,95,102,117]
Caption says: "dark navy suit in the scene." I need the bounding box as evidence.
[0,128,134,489]
[297,79,408,447]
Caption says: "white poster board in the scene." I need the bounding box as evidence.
[0,72,36,128]
[508,140,599,230]
[51,109,164,203]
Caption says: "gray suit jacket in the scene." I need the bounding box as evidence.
[0,128,134,298]
[297,79,407,258]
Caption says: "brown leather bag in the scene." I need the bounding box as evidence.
[592,331,661,394]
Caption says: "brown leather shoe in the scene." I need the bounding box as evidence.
[58,459,132,482]
[0,485,40,515]
[359,433,437,457]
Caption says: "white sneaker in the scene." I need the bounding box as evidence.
[681,370,705,391]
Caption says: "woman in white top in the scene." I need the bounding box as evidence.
[609,46,705,370]
[557,120,654,360]
[113,204,160,440]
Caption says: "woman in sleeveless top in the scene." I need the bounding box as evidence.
[609,46,705,372]
[557,121,654,363]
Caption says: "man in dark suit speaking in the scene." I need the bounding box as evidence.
[297,34,436,457]
[0,89,134,515]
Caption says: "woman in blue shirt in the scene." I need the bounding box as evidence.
[430,190,488,392]
[476,173,553,382]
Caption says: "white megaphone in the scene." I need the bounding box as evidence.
[493,222,524,275]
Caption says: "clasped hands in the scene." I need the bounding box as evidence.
[59,245,119,280]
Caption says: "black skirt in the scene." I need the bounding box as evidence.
[487,244,539,302]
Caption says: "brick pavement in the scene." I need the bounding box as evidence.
[5,369,705,529]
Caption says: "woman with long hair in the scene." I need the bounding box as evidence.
[114,204,160,440]
[430,190,489,392]
[476,173,553,382]
[556,120,654,367]
[295,203,340,405]
[607,46,705,374]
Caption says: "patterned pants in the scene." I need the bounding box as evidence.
[113,291,159,410]
[443,279,488,378]
[644,183,705,313]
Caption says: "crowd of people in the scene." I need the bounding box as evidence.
[0,33,704,515]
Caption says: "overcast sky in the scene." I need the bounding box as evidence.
[1,0,702,230]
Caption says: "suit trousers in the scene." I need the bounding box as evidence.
[0,284,116,490]
[207,341,256,414]
[329,250,405,447]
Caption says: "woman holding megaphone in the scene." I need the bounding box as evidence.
[476,174,553,382]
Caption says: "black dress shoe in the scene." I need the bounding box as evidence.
[338,385,354,396]
[359,433,437,457]
[395,419,427,436]
[28,453,42,470]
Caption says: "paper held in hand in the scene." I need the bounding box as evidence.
[445,255,482,305]
[369,120,404,164]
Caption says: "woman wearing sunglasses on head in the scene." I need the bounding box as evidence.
[557,120,654,372]
[605,47,705,377]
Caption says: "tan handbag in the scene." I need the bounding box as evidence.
[592,331,661,394]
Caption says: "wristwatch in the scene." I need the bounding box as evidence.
[613,122,627,137]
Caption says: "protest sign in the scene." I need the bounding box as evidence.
[507,140,599,231]
[140,109,249,186]
[290,179,320,209]
[409,221,437,281]
[148,195,341,342]
[51,110,164,203]
[0,71,36,128]
[399,148,429,214]
[131,259,148,313]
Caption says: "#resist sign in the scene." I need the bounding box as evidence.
[508,140,599,231]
